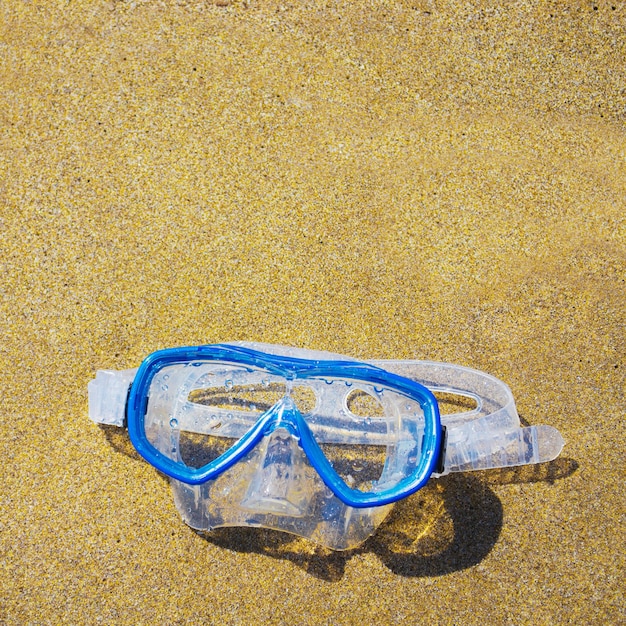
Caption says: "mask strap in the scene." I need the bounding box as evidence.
[89,359,564,476]
[369,359,564,474]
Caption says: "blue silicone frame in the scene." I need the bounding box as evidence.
[127,344,442,508]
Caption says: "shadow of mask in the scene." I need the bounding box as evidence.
[196,457,577,581]
[196,473,501,581]
[98,424,577,581]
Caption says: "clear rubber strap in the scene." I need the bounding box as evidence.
[369,359,517,429]
[88,369,137,427]
[88,357,564,472]
[434,424,564,476]
[371,360,564,474]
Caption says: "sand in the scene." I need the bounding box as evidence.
[0,1,624,623]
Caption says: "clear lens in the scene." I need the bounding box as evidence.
[179,432,234,469]
[143,362,260,466]
[188,382,285,414]
[319,443,387,492]
[303,377,427,492]
[142,361,427,494]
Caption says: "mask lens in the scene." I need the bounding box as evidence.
[179,379,286,468]
[143,362,271,466]
[302,377,427,493]
[140,358,430,498]
[143,361,318,470]
[188,381,286,414]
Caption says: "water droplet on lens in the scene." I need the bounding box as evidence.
[262,378,270,387]
[345,381,353,387]
[161,384,168,391]
[162,374,169,381]
[169,418,178,428]
[225,379,234,390]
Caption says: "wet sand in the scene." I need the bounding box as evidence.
[0,1,624,623]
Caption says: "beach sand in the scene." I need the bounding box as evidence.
[0,1,624,623]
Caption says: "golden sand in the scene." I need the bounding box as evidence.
[0,1,624,623]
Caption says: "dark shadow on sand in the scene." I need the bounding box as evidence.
[196,458,578,581]
[98,424,577,582]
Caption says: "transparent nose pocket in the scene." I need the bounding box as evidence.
[240,428,309,517]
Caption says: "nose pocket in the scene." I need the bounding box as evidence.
[240,428,311,517]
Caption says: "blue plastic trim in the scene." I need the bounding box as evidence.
[126,344,442,508]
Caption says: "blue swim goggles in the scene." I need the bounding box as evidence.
[89,343,564,550]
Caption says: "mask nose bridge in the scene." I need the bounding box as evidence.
[262,394,303,438]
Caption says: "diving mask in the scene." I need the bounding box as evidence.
[88,343,564,550]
